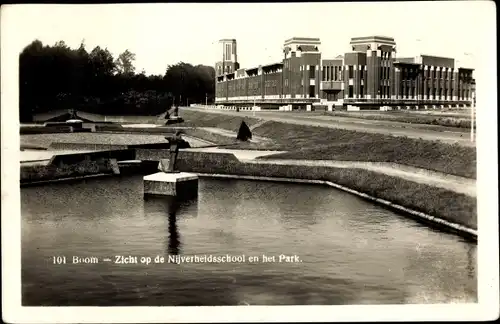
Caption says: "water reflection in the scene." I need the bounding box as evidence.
[168,210,180,255]
[143,196,199,256]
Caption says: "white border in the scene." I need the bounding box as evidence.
[2,3,499,323]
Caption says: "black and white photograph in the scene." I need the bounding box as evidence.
[1,1,498,323]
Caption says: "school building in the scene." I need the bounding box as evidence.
[214,36,475,110]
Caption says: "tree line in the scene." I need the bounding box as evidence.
[19,39,215,122]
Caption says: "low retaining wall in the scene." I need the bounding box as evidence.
[21,158,119,185]
[20,125,92,134]
[49,143,129,151]
[20,149,135,184]
[49,149,135,166]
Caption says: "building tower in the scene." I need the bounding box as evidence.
[348,36,396,101]
[215,39,239,76]
[282,37,322,100]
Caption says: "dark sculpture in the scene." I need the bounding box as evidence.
[164,104,184,125]
[166,104,180,120]
[236,121,252,141]
[158,131,185,173]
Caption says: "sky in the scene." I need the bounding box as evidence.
[1,2,494,76]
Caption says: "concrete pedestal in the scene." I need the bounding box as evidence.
[144,172,198,199]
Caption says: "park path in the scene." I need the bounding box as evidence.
[179,145,476,197]
[240,158,476,197]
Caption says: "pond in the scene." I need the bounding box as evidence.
[21,175,476,306]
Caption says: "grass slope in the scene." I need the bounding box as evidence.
[178,109,261,131]
[174,111,475,178]
[323,110,472,129]
[250,122,476,179]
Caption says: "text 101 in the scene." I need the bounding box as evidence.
[52,256,66,264]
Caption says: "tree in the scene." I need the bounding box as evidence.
[88,46,116,98]
[54,40,69,49]
[114,49,136,75]
[18,39,215,121]
[163,62,214,106]
[19,40,45,120]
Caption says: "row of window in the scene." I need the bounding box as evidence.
[400,87,471,100]
[221,63,471,83]
[345,84,471,99]
[322,66,342,81]
[265,80,278,87]
[423,88,470,99]
[218,86,471,100]
[345,66,389,80]
[401,68,473,81]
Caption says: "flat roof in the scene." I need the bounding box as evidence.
[350,36,396,46]
[245,62,283,72]
[351,35,395,41]
[420,54,454,60]
[219,39,236,42]
[284,37,321,45]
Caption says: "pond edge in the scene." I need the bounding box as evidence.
[195,172,478,242]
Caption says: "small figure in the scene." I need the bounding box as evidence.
[70,109,77,119]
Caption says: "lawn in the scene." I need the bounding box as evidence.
[323,110,472,128]
[173,114,476,179]
[178,109,261,131]
[176,151,477,230]
[231,121,476,179]
[20,133,170,148]
[182,128,240,146]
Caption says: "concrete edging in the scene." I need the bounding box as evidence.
[195,173,478,241]
[20,173,113,187]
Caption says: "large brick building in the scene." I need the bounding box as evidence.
[214,36,475,110]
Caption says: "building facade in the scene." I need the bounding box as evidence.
[215,36,475,110]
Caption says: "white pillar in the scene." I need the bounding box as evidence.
[471,105,475,142]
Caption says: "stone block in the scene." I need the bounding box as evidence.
[144,172,198,199]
